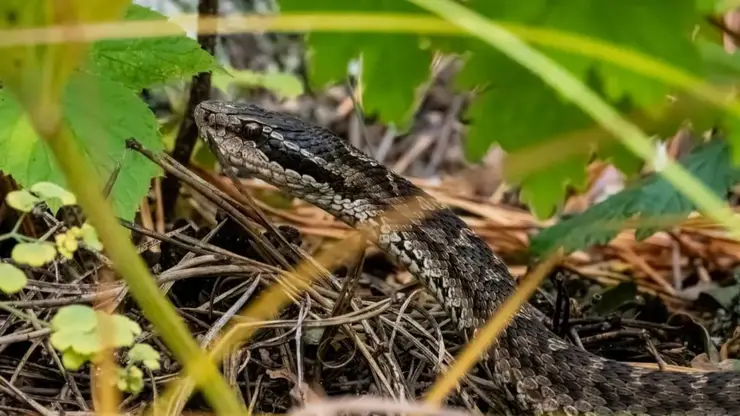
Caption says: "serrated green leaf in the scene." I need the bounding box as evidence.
[0,263,27,294]
[0,71,163,221]
[279,0,433,127]
[531,139,739,256]
[429,0,704,216]
[6,190,41,212]
[51,305,98,332]
[84,4,222,90]
[11,242,57,267]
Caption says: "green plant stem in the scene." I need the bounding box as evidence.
[408,0,740,239]
[43,124,244,414]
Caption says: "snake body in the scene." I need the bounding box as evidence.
[194,100,740,415]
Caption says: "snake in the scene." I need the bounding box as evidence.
[193,99,740,415]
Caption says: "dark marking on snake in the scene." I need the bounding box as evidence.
[194,99,740,415]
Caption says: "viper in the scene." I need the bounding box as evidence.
[194,99,740,415]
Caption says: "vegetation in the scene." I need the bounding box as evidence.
[1,0,740,414]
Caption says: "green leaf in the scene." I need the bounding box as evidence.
[279,0,434,127]
[84,4,222,90]
[12,242,57,267]
[531,139,739,256]
[51,305,98,333]
[80,223,104,251]
[62,349,92,371]
[72,331,104,355]
[212,67,304,99]
[434,0,703,217]
[0,71,163,221]
[128,343,161,371]
[30,182,77,206]
[112,314,142,348]
[5,190,41,212]
[117,365,145,393]
[0,263,28,294]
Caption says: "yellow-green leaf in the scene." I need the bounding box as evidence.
[62,349,92,371]
[5,190,41,212]
[212,67,304,99]
[51,305,98,332]
[30,182,77,206]
[11,242,57,267]
[0,263,27,294]
[128,343,161,371]
[80,223,104,251]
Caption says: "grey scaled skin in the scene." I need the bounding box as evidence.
[194,99,740,416]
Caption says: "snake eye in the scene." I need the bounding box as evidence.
[241,122,264,142]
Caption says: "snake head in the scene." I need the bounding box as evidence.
[193,100,274,172]
[194,99,355,199]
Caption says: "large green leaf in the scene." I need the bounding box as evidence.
[85,4,221,90]
[0,72,162,221]
[0,3,226,220]
[530,138,740,256]
[279,0,434,127]
[437,0,704,217]
[277,0,714,217]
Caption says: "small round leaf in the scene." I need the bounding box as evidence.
[6,190,41,212]
[30,182,77,206]
[12,242,57,267]
[0,263,27,294]
[51,305,98,332]
[128,343,161,370]
[81,223,103,251]
[50,331,76,351]
[72,331,103,355]
[117,366,144,393]
[62,350,91,371]
[112,315,141,348]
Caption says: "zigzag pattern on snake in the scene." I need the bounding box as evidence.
[194,99,740,416]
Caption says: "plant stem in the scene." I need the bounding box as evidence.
[43,124,244,414]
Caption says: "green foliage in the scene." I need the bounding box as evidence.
[85,5,221,90]
[118,365,145,394]
[0,4,222,221]
[212,66,305,99]
[277,0,736,217]
[127,343,161,371]
[11,242,57,267]
[50,305,142,366]
[279,0,434,129]
[0,263,27,294]
[0,182,104,294]
[531,139,740,256]
[49,304,161,394]
[5,190,41,213]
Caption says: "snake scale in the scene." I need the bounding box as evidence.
[194,100,740,415]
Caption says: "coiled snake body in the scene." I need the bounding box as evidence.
[194,100,740,415]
